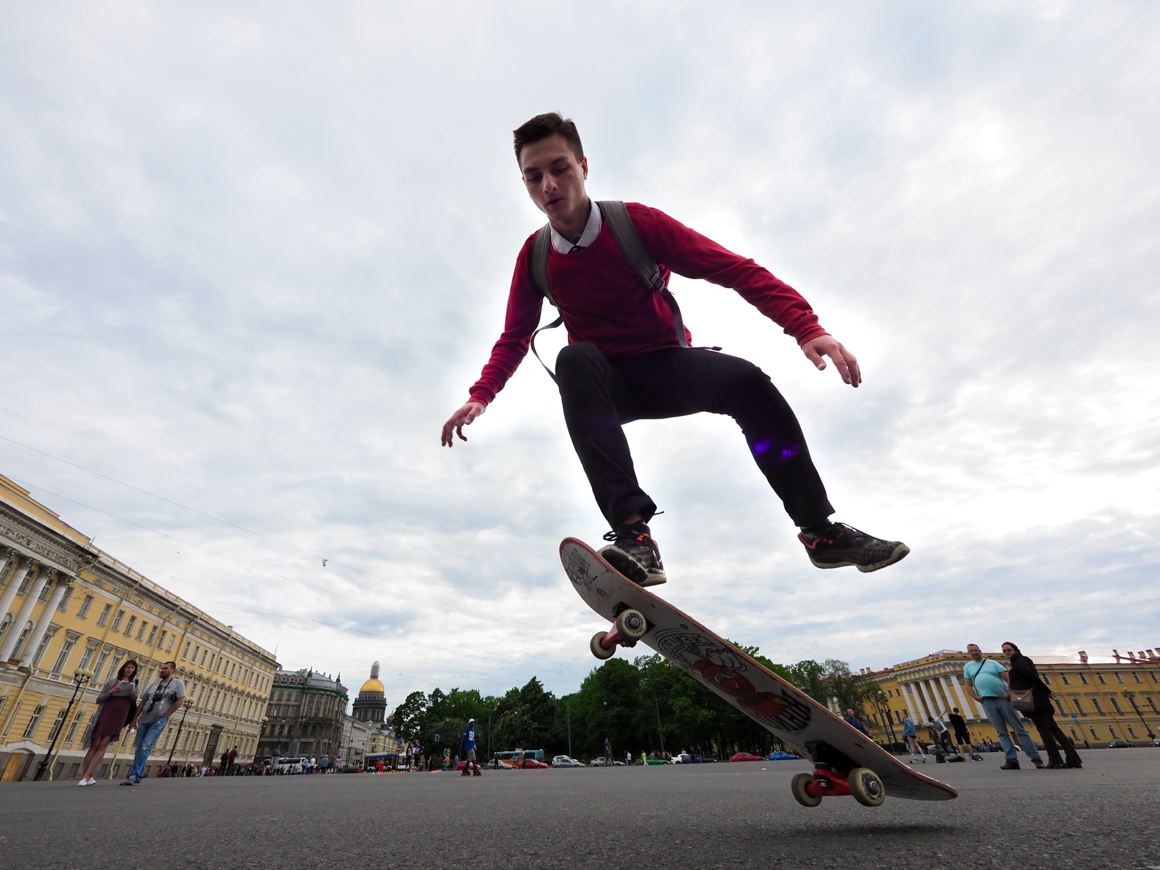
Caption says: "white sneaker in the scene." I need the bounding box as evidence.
[78,777,92,786]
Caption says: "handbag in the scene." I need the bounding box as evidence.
[1009,688,1035,712]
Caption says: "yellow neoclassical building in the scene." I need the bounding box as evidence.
[0,475,279,782]
[859,648,1160,748]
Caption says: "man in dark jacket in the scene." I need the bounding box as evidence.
[844,708,871,737]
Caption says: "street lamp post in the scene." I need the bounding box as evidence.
[1122,690,1156,741]
[34,667,94,781]
[167,701,195,772]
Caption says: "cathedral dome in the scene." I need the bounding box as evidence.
[360,676,385,695]
[353,661,388,724]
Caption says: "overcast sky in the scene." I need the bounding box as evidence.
[2,2,1157,709]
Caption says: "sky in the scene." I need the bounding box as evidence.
[1,1,1157,710]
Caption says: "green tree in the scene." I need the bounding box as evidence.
[393,690,427,743]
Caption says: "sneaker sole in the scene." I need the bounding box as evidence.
[599,547,667,587]
[808,543,910,573]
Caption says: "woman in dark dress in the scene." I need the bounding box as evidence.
[1003,642,1082,769]
[79,660,139,785]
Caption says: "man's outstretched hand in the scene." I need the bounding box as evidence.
[441,401,486,447]
[802,335,861,387]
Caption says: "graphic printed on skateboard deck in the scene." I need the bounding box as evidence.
[561,537,957,806]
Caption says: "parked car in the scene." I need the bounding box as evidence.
[729,752,764,762]
[694,755,717,763]
[589,758,625,766]
[1107,740,1132,749]
[1150,738,1160,747]
[485,758,514,770]
[765,750,799,760]
[552,755,584,768]
[672,752,693,764]
[518,758,549,769]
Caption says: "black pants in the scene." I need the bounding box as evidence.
[1027,707,1082,767]
[555,343,834,530]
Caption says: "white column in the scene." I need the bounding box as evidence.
[19,579,70,667]
[948,674,977,721]
[0,569,51,661]
[927,679,949,717]
[0,557,31,627]
[914,680,935,722]
[905,682,928,721]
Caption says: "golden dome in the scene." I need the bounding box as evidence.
[359,677,385,695]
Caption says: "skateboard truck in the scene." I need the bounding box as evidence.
[590,607,649,659]
[791,741,886,808]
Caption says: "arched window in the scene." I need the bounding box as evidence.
[0,612,12,645]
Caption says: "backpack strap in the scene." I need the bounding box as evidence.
[527,201,690,384]
[529,224,564,383]
[598,201,688,349]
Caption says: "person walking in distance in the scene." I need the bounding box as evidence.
[460,719,482,777]
[929,714,956,757]
[441,112,910,586]
[844,708,871,738]
[901,710,924,763]
[1002,641,1082,769]
[963,643,1044,770]
[948,707,982,760]
[79,660,139,786]
[604,736,613,767]
[122,661,186,785]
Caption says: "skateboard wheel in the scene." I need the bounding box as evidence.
[590,631,616,660]
[791,773,822,808]
[848,767,885,807]
[615,608,648,641]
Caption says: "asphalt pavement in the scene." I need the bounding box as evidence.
[2,749,1159,869]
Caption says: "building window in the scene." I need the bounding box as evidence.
[17,571,35,594]
[1147,696,1159,714]
[12,621,33,659]
[167,634,175,652]
[209,653,216,670]
[65,711,84,744]
[1060,674,1070,685]
[136,621,147,642]
[47,709,67,742]
[1110,695,1124,714]
[1096,674,1107,685]
[1054,698,1065,715]
[147,625,157,646]
[1041,675,1051,685]
[78,645,96,671]
[1133,673,1143,683]
[1090,727,1099,739]
[97,604,112,627]
[111,610,125,632]
[1151,672,1159,683]
[38,581,52,601]
[124,615,136,636]
[199,648,207,666]
[1109,727,1118,739]
[1079,674,1089,684]
[0,612,11,645]
[51,640,75,674]
[1090,696,1104,714]
[1127,725,1137,737]
[93,650,110,683]
[1114,673,1124,683]
[57,587,73,611]
[23,704,47,739]
[78,595,93,619]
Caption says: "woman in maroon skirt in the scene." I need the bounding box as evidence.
[79,660,139,786]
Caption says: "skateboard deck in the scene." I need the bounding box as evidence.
[561,538,957,804]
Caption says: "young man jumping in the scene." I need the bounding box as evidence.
[441,113,908,586]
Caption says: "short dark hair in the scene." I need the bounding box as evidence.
[513,112,584,164]
[1002,642,1021,656]
[162,660,177,669]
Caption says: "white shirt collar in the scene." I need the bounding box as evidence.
[549,199,602,254]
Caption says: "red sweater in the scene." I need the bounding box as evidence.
[467,203,828,406]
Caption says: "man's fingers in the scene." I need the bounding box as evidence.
[803,345,826,370]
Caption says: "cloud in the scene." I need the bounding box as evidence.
[1,1,1157,705]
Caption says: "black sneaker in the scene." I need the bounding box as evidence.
[600,522,667,587]
[798,523,910,572]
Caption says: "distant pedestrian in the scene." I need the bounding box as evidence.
[320,754,330,773]
[1002,641,1082,769]
[229,747,238,773]
[220,750,230,775]
[640,750,647,767]
[122,661,185,785]
[947,708,981,760]
[604,736,613,766]
[79,660,139,786]
[624,750,631,766]
[901,710,924,763]
[443,748,450,771]
[310,756,317,774]
[844,708,871,737]
[963,643,1044,770]
[460,719,481,776]
[929,715,954,755]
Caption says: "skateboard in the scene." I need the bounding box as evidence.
[561,538,958,807]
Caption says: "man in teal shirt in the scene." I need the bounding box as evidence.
[963,643,1043,770]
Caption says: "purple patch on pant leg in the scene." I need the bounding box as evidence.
[779,445,800,461]
[752,439,772,455]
